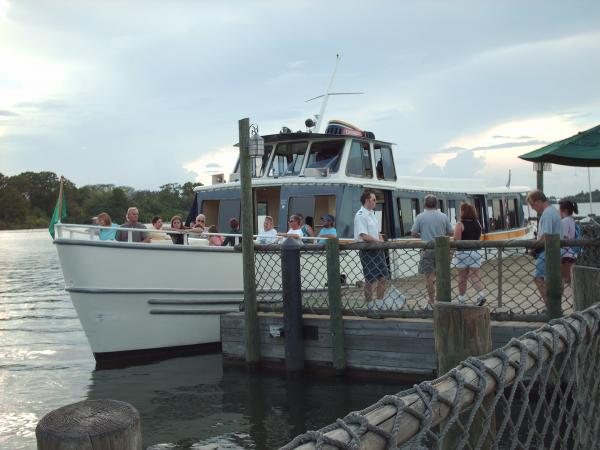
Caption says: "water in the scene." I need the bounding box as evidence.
[0,230,408,449]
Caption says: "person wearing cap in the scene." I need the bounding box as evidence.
[318,214,337,244]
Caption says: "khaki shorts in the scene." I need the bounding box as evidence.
[418,249,436,274]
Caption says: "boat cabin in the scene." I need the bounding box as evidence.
[191,121,529,240]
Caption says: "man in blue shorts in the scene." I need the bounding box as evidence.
[354,190,388,308]
[526,190,562,306]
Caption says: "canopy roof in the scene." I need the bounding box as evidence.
[519,124,600,167]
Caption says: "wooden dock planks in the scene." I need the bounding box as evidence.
[221,313,542,377]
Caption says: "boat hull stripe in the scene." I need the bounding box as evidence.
[66,287,245,294]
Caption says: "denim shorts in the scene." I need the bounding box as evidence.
[359,249,389,282]
[454,250,482,269]
[534,250,546,278]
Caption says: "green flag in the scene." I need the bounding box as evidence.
[49,181,67,239]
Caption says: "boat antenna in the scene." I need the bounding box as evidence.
[305,54,363,133]
[505,169,512,189]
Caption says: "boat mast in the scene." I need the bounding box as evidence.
[306,54,363,133]
[315,54,341,133]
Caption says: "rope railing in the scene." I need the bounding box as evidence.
[281,303,600,449]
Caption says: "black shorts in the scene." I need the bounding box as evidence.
[359,249,389,283]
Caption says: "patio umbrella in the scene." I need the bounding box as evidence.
[519,123,600,214]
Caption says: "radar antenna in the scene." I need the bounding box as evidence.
[305,54,363,133]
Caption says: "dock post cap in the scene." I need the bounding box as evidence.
[36,399,142,450]
[282,237,303,248]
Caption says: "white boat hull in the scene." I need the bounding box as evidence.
[55,240,244,359]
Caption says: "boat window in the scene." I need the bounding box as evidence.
[448,200,458,225]
[268,142,308,177]
[398,198,416,236]
[232,145,273,177]
[488,198,505,230]
[411,198,420,221]
[305,140,344,173]
[374,144,396,180]
[438,199,445,213]
[507,198,518,228]
[346,141,372,178]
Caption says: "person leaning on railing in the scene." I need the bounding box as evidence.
[97,212,119,241]
[453,203,486,306]
[526,190,562,306]
[115,207,151,243]
[411,194,454,310]
[354,190,388,308]
[168,215,186,245]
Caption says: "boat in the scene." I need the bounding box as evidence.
[54,118,532,364]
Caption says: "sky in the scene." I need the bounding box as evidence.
[1,0,600,197]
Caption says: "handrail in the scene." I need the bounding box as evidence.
[282,304,600,449]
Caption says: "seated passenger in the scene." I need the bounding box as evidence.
[97,212,119,240]
[208,225,225,246]
[257,216,278,244]
[318,214,337,244]
[169,215,186,245]
[279,215,303,242]
[191,214,207,234]
[222,218,241,246]
[115,207,150,243]
[149,215,169,241]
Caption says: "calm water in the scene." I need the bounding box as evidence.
[0,230,408,450]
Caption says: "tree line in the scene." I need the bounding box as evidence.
[0,171,202,230]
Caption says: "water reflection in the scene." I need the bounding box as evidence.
[87,354,408,449]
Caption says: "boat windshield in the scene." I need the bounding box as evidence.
[305,140,344,172]
[268,142,308,177]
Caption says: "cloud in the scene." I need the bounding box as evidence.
[0,110,18,117]
[418,151,486,178]
[471,139,549,151]
[492,135,535,139]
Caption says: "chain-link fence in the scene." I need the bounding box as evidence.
[280,303,600,449]
[254,232,600,321]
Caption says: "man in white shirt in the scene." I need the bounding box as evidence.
[526,190,562,305]
[257,215,278,244]
[354,190,388,306]
[281,214,304,241]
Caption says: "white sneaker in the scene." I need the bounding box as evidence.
[382,286,406,310]
[373,299,391,311]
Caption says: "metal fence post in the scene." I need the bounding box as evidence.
[497,248,503,308]
[281,238,304,372]
[545,234,562,319]
[435,236,451,303]
[326,238,346,373]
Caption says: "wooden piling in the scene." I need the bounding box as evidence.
[545,234,562,319]
[239,117,260,368]
[326,238,346,373]
[36,399,141,450]
[435,236,451,303]
[572,265,600,311]
[434,303,493,449]
[281,238,304,372]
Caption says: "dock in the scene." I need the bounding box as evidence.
[222,312,542,379]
